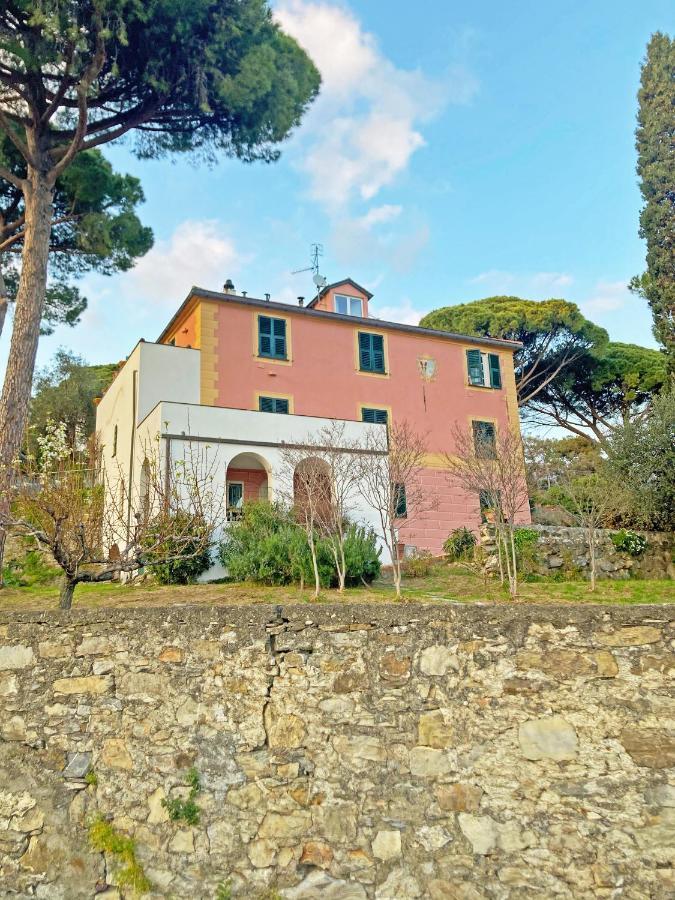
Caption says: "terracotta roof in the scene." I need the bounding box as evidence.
[157,287,523,351]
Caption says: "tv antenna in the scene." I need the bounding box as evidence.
[292,243,327,292]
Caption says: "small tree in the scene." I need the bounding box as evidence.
[3,426,223,608]
[311,421,363,593]
[357,420,434,600]
[277,448,330,599]
[446,423,529,598]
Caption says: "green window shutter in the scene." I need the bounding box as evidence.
[272,318,286,358]
[466,349,484,385]
[258,316,272,356]
[358,332,372,370]
[258,316,286,358]
[362,408,388,424]
[473,421,496,458]
[359,333,385,372]
[488,353,502,388]
[372,334,385,372]
[393,482,407,518]
[274,398,289,414]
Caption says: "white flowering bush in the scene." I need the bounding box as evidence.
[610,529,648,557]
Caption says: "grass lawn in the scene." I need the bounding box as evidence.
[0,559,673,610]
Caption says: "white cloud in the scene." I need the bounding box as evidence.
[370,297,427,327]
[125,220,249,305]
[580,279,630,314]
[469,270,574,295]
[275,0,477,211]
[356,205,402,229]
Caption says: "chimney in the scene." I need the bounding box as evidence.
[298,296,305,307]
[223,278,235,294]
[264,293,271,302]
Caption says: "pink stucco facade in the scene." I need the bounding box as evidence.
[159,280,530,555]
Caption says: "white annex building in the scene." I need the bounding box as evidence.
[96,340,385,579]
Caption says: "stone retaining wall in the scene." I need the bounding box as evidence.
[484,525,674,580]
[1,603,674,899]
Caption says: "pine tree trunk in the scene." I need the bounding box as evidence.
[0,171,54,581]
[59,578,76,610]
[589,526,596,591]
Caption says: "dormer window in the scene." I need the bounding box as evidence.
[335,294,362,317]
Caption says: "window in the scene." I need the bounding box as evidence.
[361,407,388,425]
[393,482,407,518]
[227,482,244,512]
[335,294,363,317]
[112,424,118,458]
[259,396,289,414]
[466,349,502,389]
[258,315,287,359]
[358,332,385,373]
[472,420,496,458]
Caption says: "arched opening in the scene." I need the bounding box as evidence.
[293,456,332,525]
[226,452,271,520]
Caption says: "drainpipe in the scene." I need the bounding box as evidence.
[126,369,138,542]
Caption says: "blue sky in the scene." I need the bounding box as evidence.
[1,0,671,376]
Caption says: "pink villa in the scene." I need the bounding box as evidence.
[96,277,528,574]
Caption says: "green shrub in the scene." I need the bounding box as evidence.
[404,549,434,578]
[219,502,305,585]
[162,767,201,825]
[443,527,477,561]
[219,502,381,588]
[342,524,381,585]
[611,529,648,557]
[140,511,212,584]
[1,549,59,588]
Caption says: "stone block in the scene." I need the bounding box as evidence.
[595,626,661,647]
[379,652,411,685]
[0,645,34,670]
[300,840,333,868]
[418,710,453,749]
[420,646,459,676]
[62,752,91,779]
[52,675,112,695]
[518,716,578,761]
[258,810,311,839]
[100,738,133,770]
[436,783,482,813]
[409,747,453,777]
[458,814,498,855]
[263,704,305,749]
[621,728,675,768]
[75,636,112,656]
[372,829,402,861]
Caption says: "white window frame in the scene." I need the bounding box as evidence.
[335,293,363,317]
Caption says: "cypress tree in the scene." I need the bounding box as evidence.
[631,32,675,369]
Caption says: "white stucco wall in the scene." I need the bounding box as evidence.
[152,401,390,576]
[96,346,391,579]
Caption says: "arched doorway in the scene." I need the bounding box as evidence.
[226,452,271,520]
[293,456,332,525]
